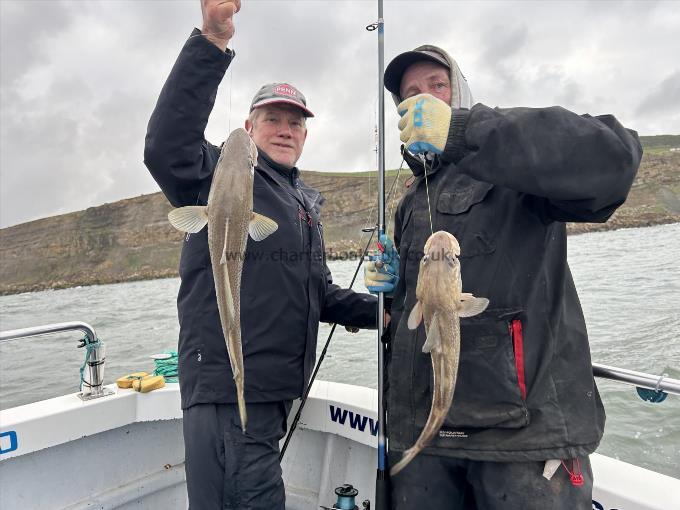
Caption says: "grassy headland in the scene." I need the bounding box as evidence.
[1,135,678,295]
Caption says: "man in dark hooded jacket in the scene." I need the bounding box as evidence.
[372,45,642,509]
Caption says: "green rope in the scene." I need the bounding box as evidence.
[79,337,102,391]
[153,351,179,383]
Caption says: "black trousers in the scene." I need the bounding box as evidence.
[389,451,593,510]
[183,401,292,510]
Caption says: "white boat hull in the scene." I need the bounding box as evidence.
[1,381,678,509]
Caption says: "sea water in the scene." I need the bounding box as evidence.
[1,223,678,478]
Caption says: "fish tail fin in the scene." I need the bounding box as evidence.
[168,206,208,233]
[390,445,422,477]
[237,387,248,434]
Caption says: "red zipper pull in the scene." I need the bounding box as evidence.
[561,459,584,487]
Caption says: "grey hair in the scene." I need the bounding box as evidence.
[248,105,308,127]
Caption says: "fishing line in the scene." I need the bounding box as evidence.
[279,168,404,462]
[385,159,405,236]
[423,158,434,235]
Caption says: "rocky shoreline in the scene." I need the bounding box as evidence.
[1,144,679,297]
[2,218,677,297]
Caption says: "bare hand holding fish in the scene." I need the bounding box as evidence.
[168,128,278,432]
[390,231,489,476]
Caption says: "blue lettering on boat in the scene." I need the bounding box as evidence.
[329,405,378,436]
[0,430,18,455]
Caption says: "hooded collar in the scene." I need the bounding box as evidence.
[389,45,473,110]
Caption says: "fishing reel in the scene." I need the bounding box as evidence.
[320,484,370,510]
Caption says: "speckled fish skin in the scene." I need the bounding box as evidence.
[207,128,258,433]
[390,230,488,476]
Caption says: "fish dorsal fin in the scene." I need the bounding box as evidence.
[458,293,489,318]
[407,301,423,330]
[422,313,442,353]
[168,206,209,233]
[249,212,278,241]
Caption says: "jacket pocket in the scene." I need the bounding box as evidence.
[435,183,496,258]
[441,308,529,429]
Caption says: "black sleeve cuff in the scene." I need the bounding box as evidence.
[189,28,236,62]
[442,108,470,164]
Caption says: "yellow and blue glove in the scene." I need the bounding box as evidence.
[364,234,400,296]
[397,93,452,155]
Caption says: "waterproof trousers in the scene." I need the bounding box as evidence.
[183,401,292,510]
[389,451,593,510]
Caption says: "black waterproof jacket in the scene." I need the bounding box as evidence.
[144,31,377,409]
[388,104,642,461]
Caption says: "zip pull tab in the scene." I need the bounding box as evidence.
[561,459,584,486]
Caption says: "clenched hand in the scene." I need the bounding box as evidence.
[201,0,241,51]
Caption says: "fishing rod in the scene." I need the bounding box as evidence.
[279,164,404,464]
[370,1,390,507]
[281,6,392,507]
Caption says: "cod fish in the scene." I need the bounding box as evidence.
[390,231,489,476]
[168,128,278,432]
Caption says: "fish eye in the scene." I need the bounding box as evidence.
[422,254,430,264]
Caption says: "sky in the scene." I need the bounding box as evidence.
[1,0,679,228]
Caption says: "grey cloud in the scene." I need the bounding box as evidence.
[1,0,679,228]
[479,24,529,70]
[635,71,680,116]
[0,0,77,87]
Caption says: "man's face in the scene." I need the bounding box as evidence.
[245,105,307,167]
[399,60,452,105]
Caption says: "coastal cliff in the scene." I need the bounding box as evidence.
[1,136,678,295]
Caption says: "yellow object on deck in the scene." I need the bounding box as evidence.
[116,372,149,389]
[132,375,165,393]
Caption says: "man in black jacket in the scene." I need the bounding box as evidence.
[144,2,378,508]
[377,45,642,509]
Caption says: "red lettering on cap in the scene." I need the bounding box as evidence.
[274,84,297,97]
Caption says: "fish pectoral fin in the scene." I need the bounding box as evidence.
[249,213,278,241]
[407,301,423,330]
[422,313,442,353]
[168,206,209,233]
[458,294,489,318]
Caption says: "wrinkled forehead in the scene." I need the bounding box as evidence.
[254,103,307,120]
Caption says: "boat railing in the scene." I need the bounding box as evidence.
[0,321,114,400]
[0,321,677,402]
[593,362,680,397]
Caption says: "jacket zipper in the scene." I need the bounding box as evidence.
[297,205,305,250]
[317,220,325,258]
